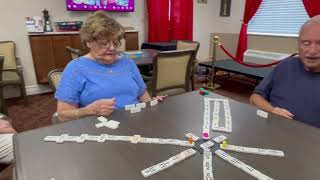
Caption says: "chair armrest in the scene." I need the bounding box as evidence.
[16,57,23,71]
[141,74,153,81]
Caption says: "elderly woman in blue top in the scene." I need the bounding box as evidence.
[55,11,161,121]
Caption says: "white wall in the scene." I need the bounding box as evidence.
[193,0,245,61]
[0,0,244,96]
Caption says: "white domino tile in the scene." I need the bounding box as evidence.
[125,104,135,110]
[200,141,215,150]
[136,102,146,108]
[257,109,269,118]
[220,144,284,157]
[203,149,214,180]
[97,116,108,122]
[141,148,196,177]
[185,133,200,141]
[215,150,274,180]
[150,99,158,107]
[213,135,227,143]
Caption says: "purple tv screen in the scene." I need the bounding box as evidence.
[66,0,134,12]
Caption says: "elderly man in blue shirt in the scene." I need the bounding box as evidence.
[250,15,320,128]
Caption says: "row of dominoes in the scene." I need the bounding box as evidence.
[125,102,145,113]
[44,134,194,147]
[124,99,159,114]
[202,98,211,139]
[220,144,285,157]
[211,98,232,133]
[141,148,196,177]
[215,150,273,180]
[203,149,214,180]
[95,116,120,129]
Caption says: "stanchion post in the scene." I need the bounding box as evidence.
[204,36,220,90]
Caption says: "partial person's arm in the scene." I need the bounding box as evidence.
[139,91,152,102]
[57,98,115,121]
[250,94,294,119]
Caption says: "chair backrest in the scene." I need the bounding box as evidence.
[117,38,126,52]
[0,55,5,113]
[0,41,17,70]
[176,40,200,56]
[47,69,63,92]
[0,55,4,80]
[151,50,196,96]
[66,46,81,60]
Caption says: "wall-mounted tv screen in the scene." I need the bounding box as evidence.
[66,0,134,12]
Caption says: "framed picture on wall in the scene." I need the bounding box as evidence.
[220,0,231,17]
[197,0,207,3]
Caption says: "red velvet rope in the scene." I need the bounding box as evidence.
[214,43,297,68]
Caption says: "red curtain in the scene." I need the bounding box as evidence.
[236,0,263,61]
[302,0,320,17]
[169,0,193,41]
[146,0,170,42]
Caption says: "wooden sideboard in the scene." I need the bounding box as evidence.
[29,31,139,84]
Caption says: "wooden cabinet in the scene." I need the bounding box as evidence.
[125,31,139,50]
[29,31,139,84]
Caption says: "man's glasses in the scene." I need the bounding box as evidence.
[95,40,121,49]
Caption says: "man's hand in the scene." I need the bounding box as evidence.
[272,107,294,119]
[86,98,115,116]
[0,119,16,134]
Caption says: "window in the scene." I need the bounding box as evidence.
[248,0,309,37]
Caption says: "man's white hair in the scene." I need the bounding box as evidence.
[299,15,320,36]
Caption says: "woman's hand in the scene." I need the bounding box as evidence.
[86,98,115,116]
[0,119,16,134]
[152,95,168,102]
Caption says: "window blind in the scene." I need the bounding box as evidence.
[248,0,309,36]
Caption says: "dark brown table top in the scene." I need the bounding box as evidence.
[199,59,272,80]
[13,91,320,180]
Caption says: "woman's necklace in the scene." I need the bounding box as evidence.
[107,68,113,74]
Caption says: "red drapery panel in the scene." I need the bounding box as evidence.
[302,0,320,17]
[146,0,170,42]
[236,0,262,61]
[169,0,193,41]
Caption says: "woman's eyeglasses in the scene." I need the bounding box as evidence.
[95,40,121,49]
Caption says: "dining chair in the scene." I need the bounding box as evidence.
[151,49,196,97]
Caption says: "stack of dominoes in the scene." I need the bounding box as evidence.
[141,148,196,177]
[95,116,120,129]
[215,150,274,180]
